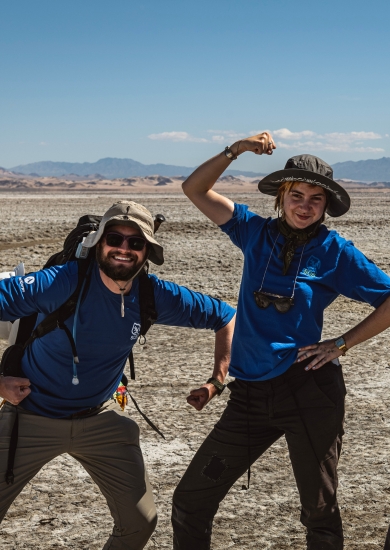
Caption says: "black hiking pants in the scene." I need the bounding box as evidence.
[172,360,346,549]
[384,525,390,549]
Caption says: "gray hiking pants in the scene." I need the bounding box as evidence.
[172,361,346,550]
[0,400,157,549]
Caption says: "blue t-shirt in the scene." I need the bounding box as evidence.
[0,262,235,417]
[220,203,390,382]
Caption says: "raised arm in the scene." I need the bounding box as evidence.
[182,132,276,226]
[298,295,390,370]
[187,314,235,411]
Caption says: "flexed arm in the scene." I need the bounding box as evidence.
[182,132,276,226]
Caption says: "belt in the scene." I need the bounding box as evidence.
[63,403,105,420]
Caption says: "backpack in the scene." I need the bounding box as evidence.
[1,213,165,484]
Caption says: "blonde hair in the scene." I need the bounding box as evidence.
[274,181,329,224]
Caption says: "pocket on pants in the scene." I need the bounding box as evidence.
[312,364,346,406]
[292,368,345,441]
[293,373,338,410]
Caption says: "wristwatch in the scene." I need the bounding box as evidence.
[334,336,348,356]
[206,377,226,395]
[224,146,237,160]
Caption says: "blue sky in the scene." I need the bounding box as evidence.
[1,0,389,172]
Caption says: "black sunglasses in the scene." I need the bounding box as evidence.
[253,291,294,313]
[104,232,147,251]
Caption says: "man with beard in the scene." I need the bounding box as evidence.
[0,200,235,550]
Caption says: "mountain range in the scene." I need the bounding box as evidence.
[332,157,390,181]
[9,158,265,179]
[7,155,390,181]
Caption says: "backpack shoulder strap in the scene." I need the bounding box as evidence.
[15,313,38,346]
[127,267,158,381]
[26,257,93,346]
[14,257,78,345]
[138,268,157,338]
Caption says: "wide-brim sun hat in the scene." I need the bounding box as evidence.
[258,154,350,217]
[83,200,164,265]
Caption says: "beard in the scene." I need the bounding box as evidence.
[96,243,144,281]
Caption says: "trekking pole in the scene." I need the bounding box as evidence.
[154,214,165,233]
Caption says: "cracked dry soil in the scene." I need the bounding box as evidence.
[1,192,390,549]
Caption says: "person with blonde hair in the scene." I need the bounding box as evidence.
[172,133,390,549]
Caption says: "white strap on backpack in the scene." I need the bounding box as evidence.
[0,263,25,342]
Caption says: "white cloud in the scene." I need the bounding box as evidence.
[324,131,382,142]
[277,140,384,153]
[147,128,386,153]
[210,134,244,143]
[272,128,317,140]
[208,129,246,138]
[148,129,246,144]
[148,131,208,143]
[272,128,385,153]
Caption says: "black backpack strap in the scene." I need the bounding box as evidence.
[127,268,157,380]
[127,391,165,439]
[15,314,38,346]
[128,352,136,381]
[122,267,164,438]
[138,268,158,338]
[26,257,93,347]
[5,410,19,484]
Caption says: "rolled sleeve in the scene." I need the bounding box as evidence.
[219,203,267,252]
[334,242,390,307]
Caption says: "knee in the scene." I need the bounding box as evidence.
[106,511,157,549]
[172,484,190,515]
[171,485,214,529]
[127,509,157,542]
[145,511,158,538]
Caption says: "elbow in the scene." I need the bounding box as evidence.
[182,180,190,197]
[182,178,196,199]
[376,295,390,318]
[383,295,390,313]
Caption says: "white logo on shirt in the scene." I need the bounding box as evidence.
[130,323,141,340]
[24,276,35,285]
[301,256,321,277]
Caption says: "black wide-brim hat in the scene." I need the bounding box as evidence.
[258,154,350,217]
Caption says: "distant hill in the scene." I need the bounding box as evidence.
[332,157,390,181]
[9,157,265,179]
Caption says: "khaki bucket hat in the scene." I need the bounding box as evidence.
[83,200,164,265]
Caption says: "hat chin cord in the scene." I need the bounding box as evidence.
[111,252,150,318]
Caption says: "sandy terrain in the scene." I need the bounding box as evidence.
[0,167,386,194]
[1,190,390,549]
[0,169,258,194]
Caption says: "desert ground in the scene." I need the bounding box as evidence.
[1,189,390,549]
